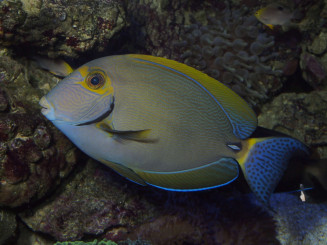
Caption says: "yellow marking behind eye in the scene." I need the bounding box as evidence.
[79,66,89,77]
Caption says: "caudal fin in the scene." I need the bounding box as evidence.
[237,137,309,206]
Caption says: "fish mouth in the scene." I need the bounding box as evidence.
[39,96,56,120]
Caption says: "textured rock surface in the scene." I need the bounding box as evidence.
[19,159,159,241]
[258,91,327,157]
[18,159,280,244]
[0,0,126,58]
[0,0,327,244]
[0,55,79,207]
[270,193,327,245]
[128,199,279,245]
[0,209,17,245]
[17,222,54,245]
[126,0,302,106]
[298,0,327,89]
[177,3,285,106]
[125,0,187,58]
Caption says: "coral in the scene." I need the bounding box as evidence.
[125,0,187,57]
[19,159,159,241]
[17,157,280,244]
[0,0,126,58]
[269,193,327,245]
[125,0,292,106]
[258,90,327,158]
[0,209,17,245]
[129,215,202,245]
[297,1,327,89]
[300,28,327,90]
[175,2,285,105]
[54,239,117,245]
[308,32,327,55]
[128,192,280,245]
[300,52,326,88]
[0,55,79,207]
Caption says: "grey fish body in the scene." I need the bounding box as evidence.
[40,54,309,205]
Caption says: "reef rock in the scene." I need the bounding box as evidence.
[19,159,280,244]
[270,193,327,245]
[19,159,159,241]
[0,0,126,58]
[177,5,285,106]
[0,55,79,207]
[126,0,295,106]
[0,209,17,245]
[258,90,327,157]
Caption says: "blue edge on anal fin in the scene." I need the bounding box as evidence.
[244,137,309,207]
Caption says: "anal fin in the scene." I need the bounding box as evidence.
[101,159,147,186]
[132,158,239,191]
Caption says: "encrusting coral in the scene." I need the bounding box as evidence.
[176,2,284,105]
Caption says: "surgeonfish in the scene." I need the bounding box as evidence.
[39,54,309,206]
[255,4,294,29]
[34,56,73,77]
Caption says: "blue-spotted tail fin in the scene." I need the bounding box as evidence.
[237,137,309,206]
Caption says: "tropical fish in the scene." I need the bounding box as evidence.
[39,54,309,206]
[34,56,73,77]
[255,4,294,29]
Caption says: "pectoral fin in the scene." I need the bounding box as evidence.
[97,122,157,143]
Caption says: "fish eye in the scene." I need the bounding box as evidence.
[277,6,284,11]
[86,72,105,89]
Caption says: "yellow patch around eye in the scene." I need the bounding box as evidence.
[78,68,113,95]
[79,66,89,77]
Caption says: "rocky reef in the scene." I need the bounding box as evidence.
[270,192,327,244]
[258,90,327,158]
[18,159,280,244]
[176,4,284,105]
[0,209,17,245]
[0,0,126,58]
[19,159,159,241]
[0,0,327,244]
[0,53,80,208]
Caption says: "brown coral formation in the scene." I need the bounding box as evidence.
[18,158,279,244]
[19,159,159,241]
[0,0,326,244]
[258,90,327,158]
[0,0,126,58]
[128,194,280,245]
[176,4,285,106]
[0,55,79,207]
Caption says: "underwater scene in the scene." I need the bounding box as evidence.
[1,0,327,244]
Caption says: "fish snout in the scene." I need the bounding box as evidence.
[39,96,56,120]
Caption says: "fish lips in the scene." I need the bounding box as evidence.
[39,96,56,120]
